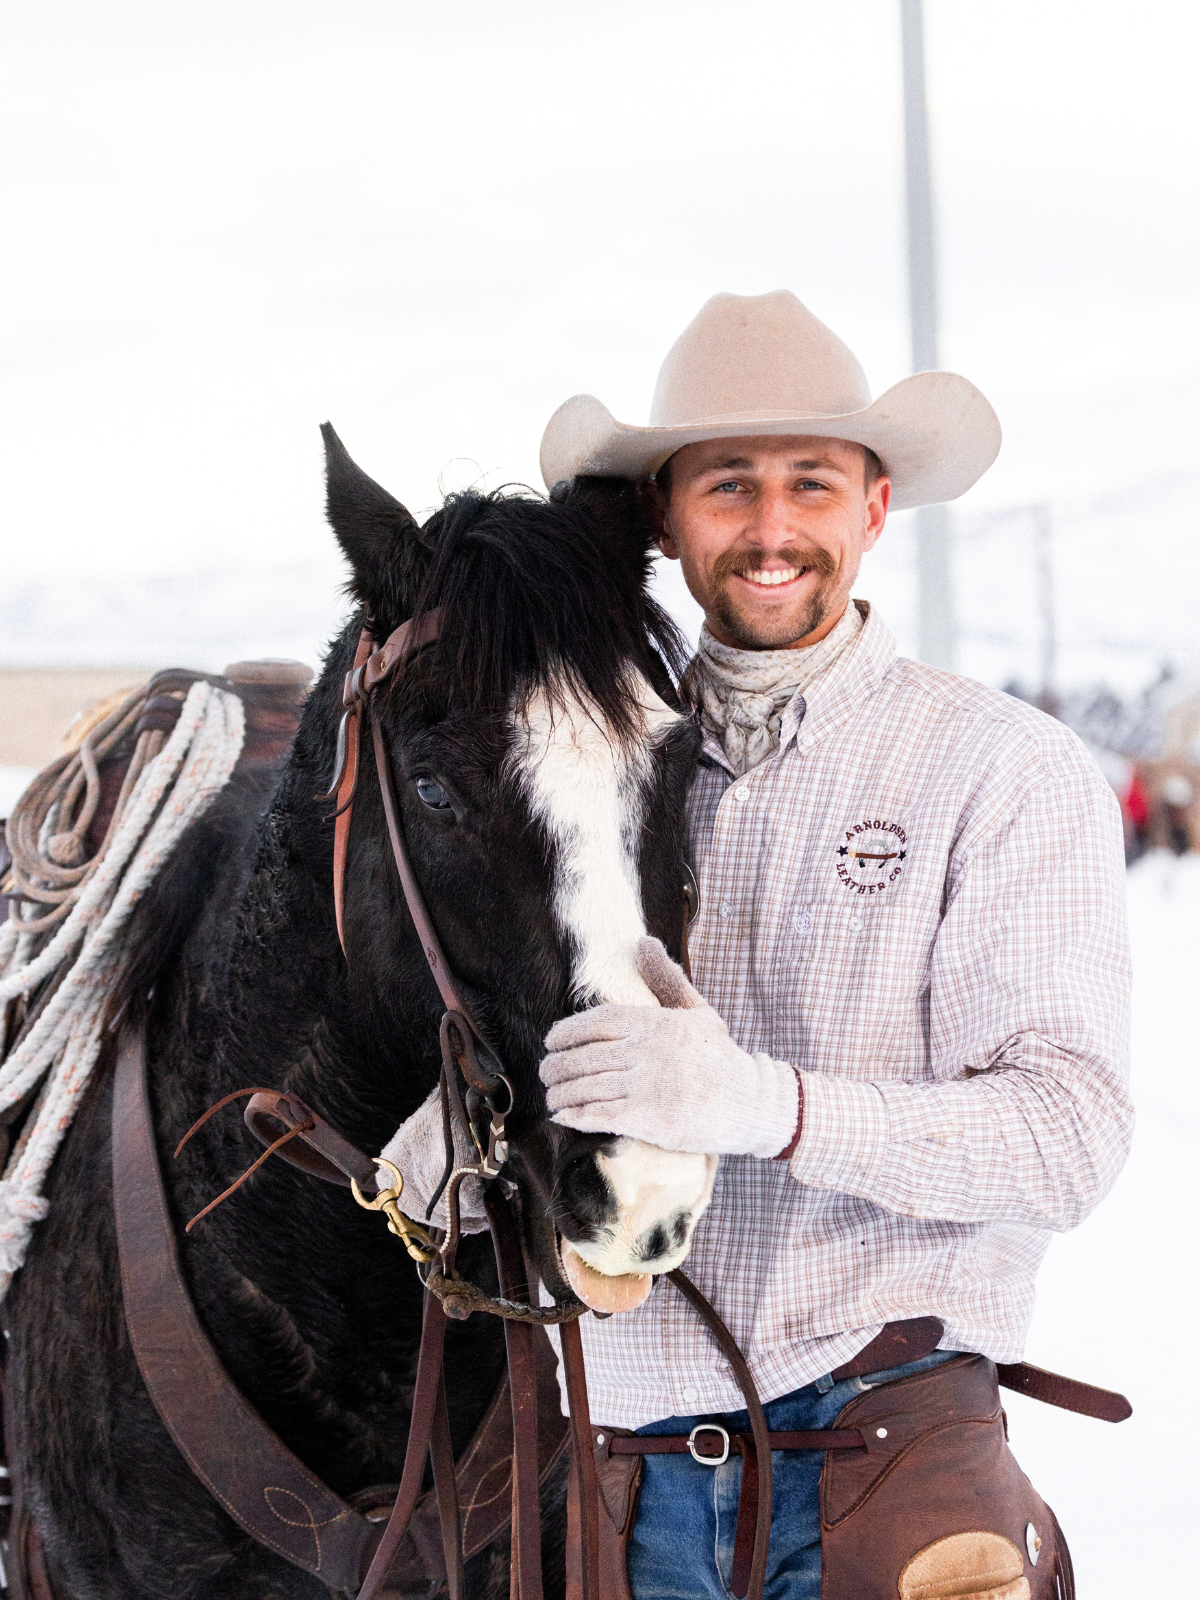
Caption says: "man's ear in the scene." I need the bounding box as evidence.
[640,481,669,543]
[321,423,426,622]
[638,479,679,559]
[862,475,891,553]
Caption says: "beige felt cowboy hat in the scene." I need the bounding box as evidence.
[539,290,1000,511]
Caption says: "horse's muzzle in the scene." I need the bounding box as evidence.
[553,1136,718,1311]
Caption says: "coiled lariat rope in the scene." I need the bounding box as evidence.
[5,686,166,936]
[0,680,246,1295]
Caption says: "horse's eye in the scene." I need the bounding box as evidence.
[415,776,452,811]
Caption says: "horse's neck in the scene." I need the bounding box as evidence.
[155,754,436,1246]
[145,758,443,1365]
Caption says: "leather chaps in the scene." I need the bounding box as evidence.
[567,1354,1075,1600]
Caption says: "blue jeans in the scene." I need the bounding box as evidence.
[626,1350,957,1600]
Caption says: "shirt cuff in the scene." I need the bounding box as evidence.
[788,1071,890,1194]
[771,1068,804,1161]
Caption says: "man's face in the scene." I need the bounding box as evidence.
[652,435,890,650]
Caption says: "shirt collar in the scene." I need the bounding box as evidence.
[695,601,897,776]
[778,600,895,754]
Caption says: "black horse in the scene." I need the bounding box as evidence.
[4,431,707,1599]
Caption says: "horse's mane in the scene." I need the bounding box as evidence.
[109,475,690,1023]
[402,478,689,739]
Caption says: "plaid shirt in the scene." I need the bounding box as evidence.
[564,601,1133,1429]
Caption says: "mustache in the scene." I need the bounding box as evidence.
[711,544,838,585]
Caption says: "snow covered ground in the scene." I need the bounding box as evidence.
[1003,850,1198,1594]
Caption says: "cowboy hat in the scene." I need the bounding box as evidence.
[539,290,1000,511]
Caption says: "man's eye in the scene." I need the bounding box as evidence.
[798,479,826,491]
[715,480,744,493]
[415,777,452,811]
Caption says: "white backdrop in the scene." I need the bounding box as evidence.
[3,0,1199,689]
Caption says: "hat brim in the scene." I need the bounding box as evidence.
[539,370,1000,512]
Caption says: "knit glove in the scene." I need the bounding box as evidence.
[379,1085,489,1235]
[541,938,801,1158]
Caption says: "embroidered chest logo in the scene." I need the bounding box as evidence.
[834,820,907,895]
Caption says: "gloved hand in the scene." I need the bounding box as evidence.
[541,938,801,1158]
[379,1085,489,1234]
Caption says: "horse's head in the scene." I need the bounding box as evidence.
[320,426,712,1313]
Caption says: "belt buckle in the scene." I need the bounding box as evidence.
[686,1423,730,1466]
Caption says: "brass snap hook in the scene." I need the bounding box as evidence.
[351,1157,438,1263]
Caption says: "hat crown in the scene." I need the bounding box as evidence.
[648,290,872,427]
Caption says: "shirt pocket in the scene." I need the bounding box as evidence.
[774,896,889,972]
[758,895,938,1078]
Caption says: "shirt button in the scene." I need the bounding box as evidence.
[681,1385,699,1402]
[732,784,751,803]
[793,908,813,934]
[718,901,734,921]
[849,914,864,932]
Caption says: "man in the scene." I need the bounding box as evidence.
[534,291,1133,1598]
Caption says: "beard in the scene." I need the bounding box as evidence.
[705,543,842,650]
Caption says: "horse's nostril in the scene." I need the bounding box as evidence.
[552,1142,620,1244]
[672,1212,689,1247]
[637,1224,670,1263]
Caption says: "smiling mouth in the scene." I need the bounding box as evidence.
[738,565,810,589]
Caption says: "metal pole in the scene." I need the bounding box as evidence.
[900,0,955,669]
[1032,504,1059,717]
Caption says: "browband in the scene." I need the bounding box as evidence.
[344,608,444,713]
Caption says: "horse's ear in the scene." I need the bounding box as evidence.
[321,423,422,616]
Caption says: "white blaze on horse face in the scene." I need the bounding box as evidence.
[513,674,680,1006]
[514,672,718,1284]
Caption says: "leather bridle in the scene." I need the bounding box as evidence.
[321,614,589,1315]
[255,611,773,1600]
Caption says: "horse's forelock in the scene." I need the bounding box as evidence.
[399,485,688,743]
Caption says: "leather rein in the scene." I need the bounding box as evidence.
[298,612,765,1600]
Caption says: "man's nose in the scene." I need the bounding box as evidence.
[742,484,795,550]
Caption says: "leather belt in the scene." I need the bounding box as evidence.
[603,1311,944,1464]
[599,1317,942,1600]
[607,1425,865,1600]
[609,1428,866,1460]
[828,1314,945,1383]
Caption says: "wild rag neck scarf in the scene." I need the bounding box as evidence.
[691,601,863,775]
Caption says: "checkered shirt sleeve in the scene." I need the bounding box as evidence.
[794,740,1133,1229]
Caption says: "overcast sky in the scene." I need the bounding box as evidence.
[3,0,1198,690]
